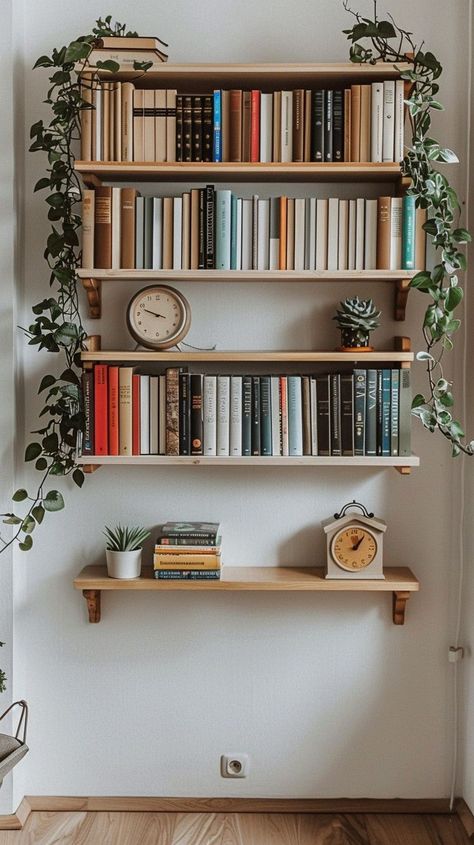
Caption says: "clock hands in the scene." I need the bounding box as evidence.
[352,535,365,551]
[143,308,166,318]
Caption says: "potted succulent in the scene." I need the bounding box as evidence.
[104,524,150,579]
[333,296,381,351]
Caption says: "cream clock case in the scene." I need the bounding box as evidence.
[322,500,387,580]
[126,285,191,350]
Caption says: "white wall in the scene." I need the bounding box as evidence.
[4,0,472,806]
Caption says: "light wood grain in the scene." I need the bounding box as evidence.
[78,269,414,282]
[80,349,414,363]
[75,161,402,185]
[74,565,419,592]
[364,813,471,845]
[76,454,419,468]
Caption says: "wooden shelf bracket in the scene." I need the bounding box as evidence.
[83,589,101,623]
[392,590,411,625]
[82,278,101,319]
[394,278,411,321]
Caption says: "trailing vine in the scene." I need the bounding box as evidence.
[343,0,473,456]
[0,18,152,554]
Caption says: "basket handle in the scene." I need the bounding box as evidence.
[0,701,28,745]
[334,500,374,520]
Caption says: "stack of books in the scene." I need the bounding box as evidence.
[154,522,222,580]
[82,187,425,273]
[79,80,404,164]
[81,367,412,459]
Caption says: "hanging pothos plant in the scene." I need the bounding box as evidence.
[0,17,153,555]
[343,0,473,456]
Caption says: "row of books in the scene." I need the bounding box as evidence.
[80,80,405,164]
[153,522,222,581]
[83,187,425,272]
[81,366,412,459]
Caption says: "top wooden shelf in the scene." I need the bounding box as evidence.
[82,61,410,90]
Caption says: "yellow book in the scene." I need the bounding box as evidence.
[154,554,221,569]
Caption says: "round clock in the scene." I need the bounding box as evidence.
[126,285,191,350]
[330,524,378,572]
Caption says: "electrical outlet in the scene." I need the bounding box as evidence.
[220,753,250,778]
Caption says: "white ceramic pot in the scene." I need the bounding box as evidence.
[106,549,142,579]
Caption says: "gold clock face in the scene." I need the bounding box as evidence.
[126,285,191,350]
[331,525,378,572]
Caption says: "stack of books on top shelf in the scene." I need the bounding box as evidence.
[154,522,222,580]
[79,79,404,164]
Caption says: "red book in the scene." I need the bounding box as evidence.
[108,366,119,456]
[132,374,141,455]
[94,365,108,455]
[250,90,260,162]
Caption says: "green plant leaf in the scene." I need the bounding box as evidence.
[12,489,28,502]
[32,505,45,524]
[72,468,85,488]
[19,536,33,551]
[43,490,65,512]
[25,442,42,462]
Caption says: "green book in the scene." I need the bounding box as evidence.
[402,195,416,270]
[366,369,377,457]
[390,369,400,456]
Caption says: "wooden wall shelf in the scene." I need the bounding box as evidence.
[75,161,403,187]
[80,347,414,365]
[77,455,419,474]
[78,271,412,322]
[74,565,419,625]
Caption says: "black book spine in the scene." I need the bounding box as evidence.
[157,536,218,546]
[179,372,191,455]
[260,376,272,456]
[330,373,341,456]
[366,369,377,456]
[316,375,330,456]
[190,373,203,455]
[354,369,366,456]
[312,90,324,162]
[183,95,193,162]
[251,376,261,456]
[341,373,354,456]
[202,95,213,162]
[192,95,203,162]
[81,371,94,455]
[324,90,333,162]
[242,376,252,456]
[154,569,221,580]
[333,90,344,162]
[176,95,183,162]
[198,188,206,269]
[376,369,383,456]
[205,184,215,269]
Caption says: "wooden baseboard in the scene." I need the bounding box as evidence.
[0,795,458,829]
[456,798,474,839]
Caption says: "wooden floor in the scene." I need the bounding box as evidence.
[0,811,470,844]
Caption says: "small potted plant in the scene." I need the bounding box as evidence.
[333,296,381,351]
[104,524,150,579]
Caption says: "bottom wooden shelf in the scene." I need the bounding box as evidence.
[74,565,419,625]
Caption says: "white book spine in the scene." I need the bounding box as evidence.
[371,82,383,163]
[307,197,316,270]
[173,197,182,270]
[257,199,270,270]
[382,81,395,162]
[216,375,230,456]
[394,80,405,163]
[310,377,318,455]
[364,199,377,270]
[114,82,122,161]
[158,375,166,455]
[281,91,293,162]
[235,198,242,271]
[111,187,121,269]
[230,376,242,456]
[288,376,303,457]
[203,375,217,456]
[390,196,403,270]
[327,198,339,271]
[152,197,163,269]
[241,199,253,270]
[294,198,306,271]
[260,93,273,162]
[348,199,357,271]
[355,198,365,271]
[95,83,103,161]
[140,374,150,455]
[280,377,289,456]
[271,377,281,456]
[315,199,328,270]
[337,199,349,270]
[149,376,159,454]
[269,197,280,271]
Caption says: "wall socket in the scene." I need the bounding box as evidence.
[220,753,250,778]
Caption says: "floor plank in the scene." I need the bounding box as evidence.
[364,813,472,845]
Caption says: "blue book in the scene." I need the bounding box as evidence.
[230,193,238,269]
[366,369,377,456]
[402,195,416,269]
[287,376,303,456]
[382,369,391,456]
[215,190,232,269]
[213,90,222,162]
[390,369,400,456]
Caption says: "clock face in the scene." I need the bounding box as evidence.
[331,524,378,572]
[126,285,191,350]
